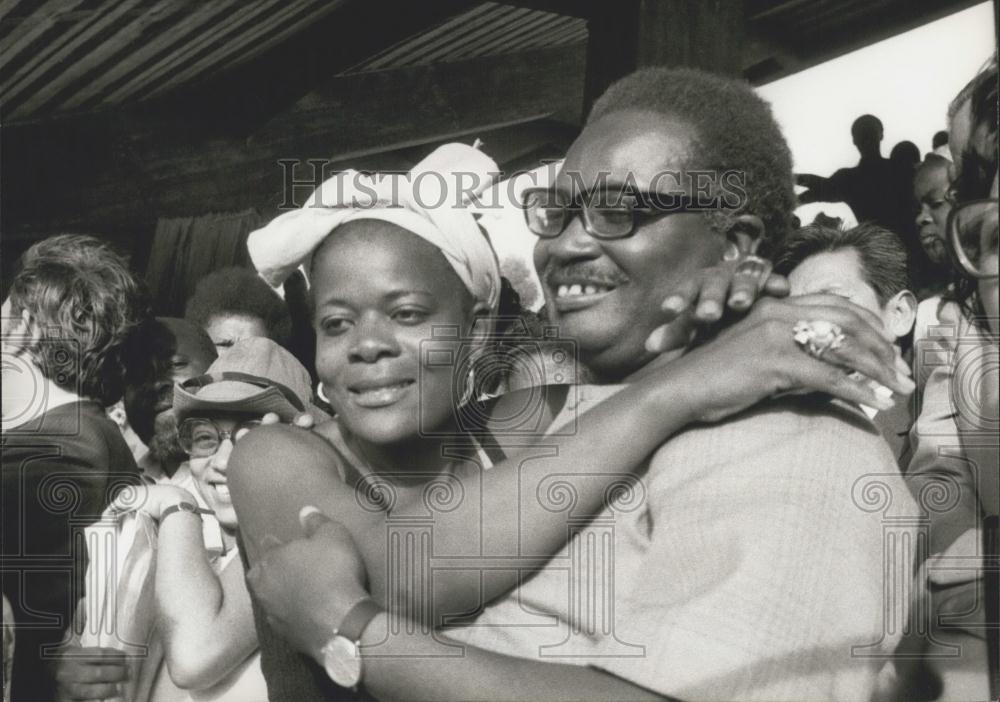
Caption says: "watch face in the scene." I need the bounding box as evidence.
[323,636,362,688]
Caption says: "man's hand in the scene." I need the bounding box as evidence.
[53,646,127,702]
[246,507,370,661]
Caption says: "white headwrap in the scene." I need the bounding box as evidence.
[248,143,502,311]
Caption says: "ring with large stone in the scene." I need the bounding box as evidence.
[793,320,846,358]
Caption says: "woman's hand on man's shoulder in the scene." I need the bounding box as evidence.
[260,411,317,429]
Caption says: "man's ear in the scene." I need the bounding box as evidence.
[884,290,918,340]
[723,214,766,260]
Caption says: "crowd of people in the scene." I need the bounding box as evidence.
[1,54,997,702]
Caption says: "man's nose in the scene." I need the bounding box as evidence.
[349,315,401,363]
[544,213,603,261]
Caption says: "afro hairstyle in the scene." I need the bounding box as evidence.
[587,66,796,255]
[185,266,292,347]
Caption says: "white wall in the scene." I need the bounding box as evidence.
[757,2,996,176]
[484,3,997,305]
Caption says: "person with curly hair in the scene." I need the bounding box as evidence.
[1,234,149,700]
[184,267,292,357]
[587,67,797,257]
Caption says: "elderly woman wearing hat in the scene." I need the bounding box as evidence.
[109,337,323,702]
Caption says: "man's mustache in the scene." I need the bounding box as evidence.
[541,261,628,288]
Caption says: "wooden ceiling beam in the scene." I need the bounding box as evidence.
[149,0,478,134]
[745,0,985,84]
[1,42,586,234]
[1,0,479,128]
[493,0,589,19]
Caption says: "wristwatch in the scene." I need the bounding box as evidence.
[320,598,383,689]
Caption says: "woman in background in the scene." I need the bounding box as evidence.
[185,267,292,357]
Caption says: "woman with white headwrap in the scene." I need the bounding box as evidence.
[228,143,909,700]
[234,143,704,699]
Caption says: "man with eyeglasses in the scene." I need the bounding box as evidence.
[243,67,919,702]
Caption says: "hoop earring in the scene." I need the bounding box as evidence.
[460,366,477,406]
[316,383,331,404]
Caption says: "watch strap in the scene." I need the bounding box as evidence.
[335,598,383,642]
[161,502,214,522]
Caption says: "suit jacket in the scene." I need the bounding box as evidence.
[450,388,918,702]
[2,401,139,700]
[872,396,915,466]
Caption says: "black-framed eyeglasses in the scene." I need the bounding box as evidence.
[521,187,709,240]
[947,197,999,280]
[178,418,262,457]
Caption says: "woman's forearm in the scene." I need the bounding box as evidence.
[154,514,251,688]
[481,373,694,555]
[357,613,665,702]
[156,512,222,625]
[233,372,702,634]
[381,371,699,620]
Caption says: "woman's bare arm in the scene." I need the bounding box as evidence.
[230,371,695,622]
[361,612,667,702]
[154,509,257,688]
[231,294,913,627]
[244,511,672,702]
